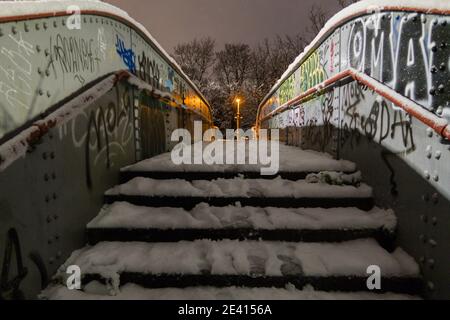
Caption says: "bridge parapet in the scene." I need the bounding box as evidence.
[257,0,450,299]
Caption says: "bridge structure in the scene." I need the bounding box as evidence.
[0,0,449,300]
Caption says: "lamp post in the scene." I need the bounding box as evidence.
[235,98,241,139]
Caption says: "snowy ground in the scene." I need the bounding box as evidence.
[122,143,356,173]
[88,202,396,232]
[106,176,372,198]
[55,239,419,287]
[41,282,420,300]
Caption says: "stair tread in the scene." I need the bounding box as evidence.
[121,143,357,174]
[42,283,420,300]
[105,177,372,199]
[88,202,396,232]
[59,239,419,280]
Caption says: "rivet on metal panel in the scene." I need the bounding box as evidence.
[432,173,439,182]
[37,68,42,75]
[55,235,60,241]
[419,234,426,243]
[36,45,41,53]
[44,174,49,182]
[24,23,29,32]
[432,193,439,204]
[38,89,44,96]
[47,91,51,98]
[46,216,52,223]
[11,26,17,34]
[48,239,53,245]
[429,239,438,248]
[426,145,432,159]
[44,49,49,57]
[422,194,430,202]
[429,86,436,95]
[43,22,48,30]
[35,23,40,31]
[419,256,425,264]
[45,195,50,203]
[52,173,56,180]
[438,84,445,93]
[428,259,435,269]
[50,152,55,159]
[432,217,438,226]
[53,193,57,200]
[0,28,3,37]
[56,251,62,259]
[426,128,433,137]
[49,257,54,265]
[427,282,435,291]
[53,21,57,28]
[62,19,66,26]
[42,152,48,160]
[441,19,447,26]
[436,106,443,116]
[53,214,58,221]
[45,70,50,77]
[420,215,428,223]
[424,171,430,180]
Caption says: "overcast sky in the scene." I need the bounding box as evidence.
[105,0,342,52]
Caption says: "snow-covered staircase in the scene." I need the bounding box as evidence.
[42,144,422,300]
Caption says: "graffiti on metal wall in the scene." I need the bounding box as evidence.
[58,85,133,188]
[346,13,450,113]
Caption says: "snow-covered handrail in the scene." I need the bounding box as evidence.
[0,0,212,144]
[257,0,450,137]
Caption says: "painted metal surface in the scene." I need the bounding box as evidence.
[0,9,211,299]
[258,9,450,299]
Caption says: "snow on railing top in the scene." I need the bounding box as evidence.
[259,0,450,110]
[0,0,210,111]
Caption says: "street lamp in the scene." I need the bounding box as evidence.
[235,98,242,135]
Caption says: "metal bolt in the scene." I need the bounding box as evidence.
[432,193,439,204]
[38,89,44,96]
[427,128,434,137]
[438,84,445,93]
[436,106,443,116]
[43,22,48,29]
[429,239,437,247]
[44,49,49,57]
[47,91,51,98]
[432,217,438,226]
[433,172,439,182]
[35,23,40,30]
[424,171,430,180]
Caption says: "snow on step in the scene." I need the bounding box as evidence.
[88,202,396,232]
[105,177,372,199]
[42,282,420,300]
[56,239,419,282]
[121,143,356,173]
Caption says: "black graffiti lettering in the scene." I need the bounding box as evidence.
[364,14,394,84]
[138,51,161,89]
[348,19,365,71]
[50,34,101,78]
[85,87,132,188]
[391,110,415,152]
[394,17,428,103]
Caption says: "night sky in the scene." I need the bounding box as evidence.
[105,0,342,52]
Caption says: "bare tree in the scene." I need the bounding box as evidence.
[307,4,328,38]
[173,37,216,89]
[337,0,360,8]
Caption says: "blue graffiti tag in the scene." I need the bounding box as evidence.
[116,35,136,74]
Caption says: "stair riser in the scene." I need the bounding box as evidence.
[86,228,395,251]
[83,273,423,296]
[104,196,375,211]
[119,171,356,183]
